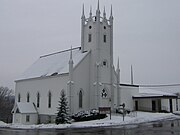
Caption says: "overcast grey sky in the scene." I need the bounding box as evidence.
[0,0,180,89]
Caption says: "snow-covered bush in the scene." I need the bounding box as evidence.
[72,109,107,122]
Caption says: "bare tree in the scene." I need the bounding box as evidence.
[0,86,15,123]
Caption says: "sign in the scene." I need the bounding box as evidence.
[99,107,111,119]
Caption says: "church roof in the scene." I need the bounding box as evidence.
[12,102,37,114]
[16,47,88,81]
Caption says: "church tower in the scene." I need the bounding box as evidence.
[81,1,114,109]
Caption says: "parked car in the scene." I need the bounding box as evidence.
[116,107,130,115]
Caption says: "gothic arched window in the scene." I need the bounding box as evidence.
[48,91,52,108]
[103,35,107,43]
[27,92,30,102]
[88,34,92,42]
[79,90,83,108]
[37,92,40,108]
[18,93,21,102]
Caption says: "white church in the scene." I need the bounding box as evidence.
[12,2,179,125]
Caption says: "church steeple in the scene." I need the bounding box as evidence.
[80,1,115,110]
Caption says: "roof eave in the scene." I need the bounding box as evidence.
[132,95,177,99]
[15,72,69,82]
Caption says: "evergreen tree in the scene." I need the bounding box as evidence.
[56,90,70,124]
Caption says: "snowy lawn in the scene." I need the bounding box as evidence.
[0,111,180,129]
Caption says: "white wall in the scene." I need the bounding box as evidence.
[13,113,21,124]
[13,113,37,125]
[71,52,90,113]
[15,74,68,116]
[162,99,177,112]
[21,113,38,125]
[120,86,139,110]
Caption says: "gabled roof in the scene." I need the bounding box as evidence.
[12,102,37,114]
[16,47,88,81]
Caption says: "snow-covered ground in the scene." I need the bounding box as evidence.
[0,112,180,129]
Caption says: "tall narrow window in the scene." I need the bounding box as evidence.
[88,34,92,42]
[27,92,30,102]
[26,115,30,122]
[48,91,51,108]
[103,35,106,43]
[18,93,21,102]
[37,92,40,108]
[79,90,83,108]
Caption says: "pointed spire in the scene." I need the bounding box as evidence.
[103,6,106,18]
[69,46,74,64]
[110,5,113,16]
[82,4,85,18]
[89,5,92,18]
[109,4,113,24]
[70,46,73,60]
[82,4,85,15]
[131,65,134,85]
[97,0,100,11]
[96,0,100,15]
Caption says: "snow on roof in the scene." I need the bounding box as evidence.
[133,88,177,98]
[16,47,88,81]
[15,102,37,114]
[139,88,176,96]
